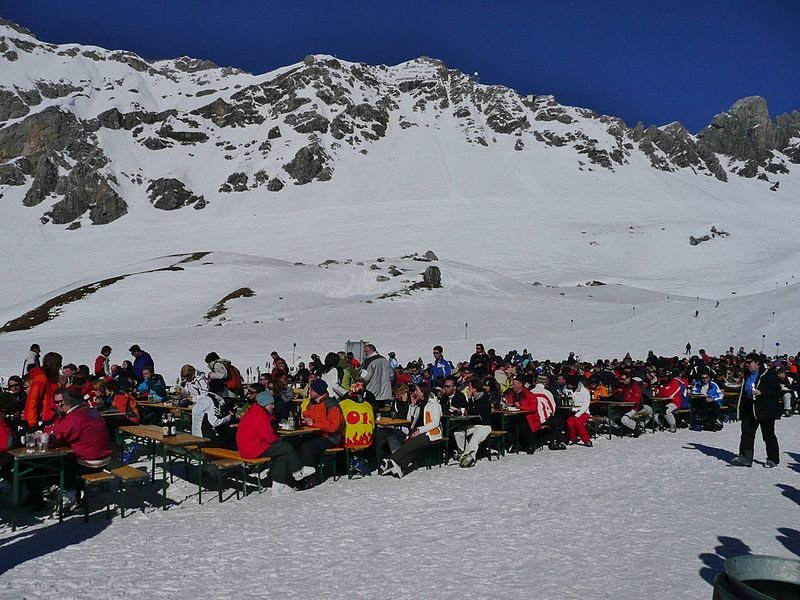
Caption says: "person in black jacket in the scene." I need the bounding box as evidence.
[469,344,490,379]
[453,379,493,468]
[733,354,782,468]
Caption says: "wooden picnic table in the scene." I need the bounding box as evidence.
[491,409,531,453]
[117,425,209,510]
[589,401,635,439]
[277,426,320,437]
[10,446,74,531]
[375,417,412,427]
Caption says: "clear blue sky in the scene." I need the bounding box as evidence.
[3,0,798,132]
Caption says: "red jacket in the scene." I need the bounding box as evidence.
[24,367,59,427]
[506,387,545,432]
[53,405,112,462]
[0,418,12,452]
[656,378,684,409]
[617,381,643,411]
[94,355,107,376]
[236,403,280,459]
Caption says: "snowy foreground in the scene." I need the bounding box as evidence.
[1,422,798,599]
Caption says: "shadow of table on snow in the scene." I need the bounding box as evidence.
[0,517,112,575]
[776,483,800,507]
[777,528,800,558]
[787,451,800,474]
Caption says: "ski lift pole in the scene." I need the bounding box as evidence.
[465,322,468,340]
[292,342,297,367]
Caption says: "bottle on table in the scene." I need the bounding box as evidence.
[161,414,170,437]
[169,413,177,436]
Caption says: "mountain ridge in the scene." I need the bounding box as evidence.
[1,17,798,228]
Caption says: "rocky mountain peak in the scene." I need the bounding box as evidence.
[0,18,798,228]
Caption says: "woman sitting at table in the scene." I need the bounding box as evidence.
[296,379,343,484]
[565,375,592,447]
[236,390,314,494]
[116,360,138,392]
[380,383,441,478]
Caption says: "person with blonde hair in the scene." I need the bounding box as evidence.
[180,364,209,403]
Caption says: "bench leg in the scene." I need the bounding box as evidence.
[119,484,126,519]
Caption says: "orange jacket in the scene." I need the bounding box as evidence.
[25,367,59,427]
[302,395,343,444]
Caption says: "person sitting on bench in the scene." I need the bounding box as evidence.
[236,390,313,494]
[691,372,723,431]
[52,388,113,507]
[380,383,441,478]
[454,379,492,468]
[297,380,342,485]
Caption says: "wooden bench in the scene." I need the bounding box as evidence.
[485,430,507,460]
[421,437,448,469]
[201,448,271,496]
[165,443,201,483]
[321,447,345,482]
[534,425,551,450]
[343,444,372,480]
[674,408,693,429]
[111,465,148,518]
[81,471,115,523]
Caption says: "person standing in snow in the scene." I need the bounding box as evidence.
[469,343,490,379]
[22,344,40,376]
[685,342,692,356]
[733,354,782,468]
[361,344,392,403]
[179,364,209,403]
[94,345,112,378]
[129,344,154,381]
[430,345,452,387]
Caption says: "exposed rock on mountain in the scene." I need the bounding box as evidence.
[0,18,798,226]
[148,178,206,210]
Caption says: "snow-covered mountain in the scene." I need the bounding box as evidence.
[1,17,800,374]
[1,17,798,227]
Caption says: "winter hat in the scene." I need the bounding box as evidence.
[350,381,365,394]
[310,379,328,396]
[255,391,274,407]
[536,375,549,384]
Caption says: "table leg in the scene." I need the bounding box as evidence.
[12,458,19,532]
[58,456,65,524]
[150,440,156,483]
[161,444,168,511]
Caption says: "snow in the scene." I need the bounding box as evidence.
[1,18,800,599]
[1,421,798,598]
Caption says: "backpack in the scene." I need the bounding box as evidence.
[223,361,243,391]
[113,393,141,424]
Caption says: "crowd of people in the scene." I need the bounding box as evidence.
[1,340,796,508]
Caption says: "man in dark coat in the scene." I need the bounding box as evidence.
[733,354,782,468]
